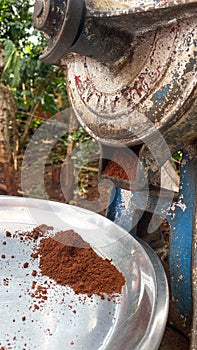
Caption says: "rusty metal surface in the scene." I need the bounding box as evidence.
[65,17,197,151]
[34,0,197,152]
[34,0,197,64]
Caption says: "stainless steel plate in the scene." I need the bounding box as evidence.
[0,196,168,350]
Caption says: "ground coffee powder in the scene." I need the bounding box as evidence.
[102,148,138,182]
[34,229,125,299]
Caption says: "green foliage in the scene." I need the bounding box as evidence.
[71,136,99,167]
[46,128,97,166]
[0,0,33,48]
[0,0,69,148]
[173,150,183,163]
[172,150,183,175]
[0,0,95,198]
[68,126,92,143]
[1,39,21,88]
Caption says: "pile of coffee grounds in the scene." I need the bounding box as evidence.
[102,148,138,181]
[103,160,129,180]
[34,229,125,299]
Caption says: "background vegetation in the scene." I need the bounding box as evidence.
[0,0,96,198]
[0,0,69,149]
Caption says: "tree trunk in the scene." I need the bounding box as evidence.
[0,45,18,195]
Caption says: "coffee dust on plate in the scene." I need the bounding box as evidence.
[1,225,126,348]
[34,228,126,299]
[5,225,126,301]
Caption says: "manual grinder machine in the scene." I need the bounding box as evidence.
[33,0,197,346]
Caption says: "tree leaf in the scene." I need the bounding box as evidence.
[1,39,21,87]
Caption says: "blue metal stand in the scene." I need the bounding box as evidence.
[169,149,197,327]
[106,146,197,335]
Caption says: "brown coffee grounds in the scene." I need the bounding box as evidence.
[23,262,29,268]
[45,328,52,336]
[28,225,53,240]
[31,252,39,259]
[3,278,9,286]
[32,281,37,289]
[33,304,39,311]
[30,285,48,303]
[34,229,125,299]
[14,225,53,242]
[103,161,129,180]
[6,231,12,237]
[102,148,138,181]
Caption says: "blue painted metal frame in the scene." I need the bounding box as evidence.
[107,150,196,322]
[169,151,196,319]
[107,187,136,233]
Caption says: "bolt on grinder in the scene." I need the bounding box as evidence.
[33,0,197,347]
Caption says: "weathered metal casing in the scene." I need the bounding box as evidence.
[34,0,197,154]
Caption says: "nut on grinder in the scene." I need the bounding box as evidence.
[33,0,197,345]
